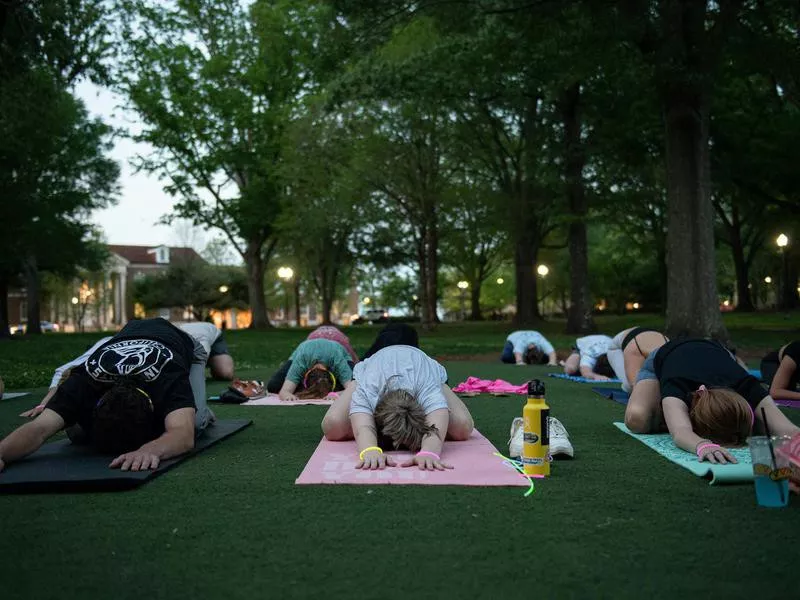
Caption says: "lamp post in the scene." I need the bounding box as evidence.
[277,267,294,325]
[537,264,549,317]
[776,234,793,310]
[457,281,469,321]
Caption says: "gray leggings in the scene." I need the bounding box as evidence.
[189,337,213,432]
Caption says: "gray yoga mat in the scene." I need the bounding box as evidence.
[0,418,252,494]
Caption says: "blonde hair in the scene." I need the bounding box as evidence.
[689,387,752,446]
[374,389,438,451]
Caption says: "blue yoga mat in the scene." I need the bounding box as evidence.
[613,422,753,485]
[748,369,762,380]
[592,387,629,405]
[548,373,621,384]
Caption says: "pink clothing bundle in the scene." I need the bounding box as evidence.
[307,326,359,363]
[451,377,528,395]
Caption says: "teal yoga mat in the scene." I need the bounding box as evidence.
[613,422,754,485]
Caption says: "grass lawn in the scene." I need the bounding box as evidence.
[0,314,798,599]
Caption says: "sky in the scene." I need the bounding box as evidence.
[75,80,210,251]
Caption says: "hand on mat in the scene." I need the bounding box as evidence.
[356,450,395,470]
[279,392,298,402]
[401,455,454,471]
[697,445,737,464]
[110,450,161,471]
[19,404,45,418]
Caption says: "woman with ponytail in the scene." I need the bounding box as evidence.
[321,345,474,471]
[625,338,799,465]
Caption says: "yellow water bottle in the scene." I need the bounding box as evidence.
[522,379,550,477]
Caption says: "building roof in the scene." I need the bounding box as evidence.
[107,245,205,266]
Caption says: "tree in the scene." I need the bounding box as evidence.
[0,0,117,337]
[116,0,333,328]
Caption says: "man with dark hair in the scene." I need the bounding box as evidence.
[0,318,214,473]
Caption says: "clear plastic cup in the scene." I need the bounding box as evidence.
[748,436,791,508]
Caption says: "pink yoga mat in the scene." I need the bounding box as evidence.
[295,429,528,487]
[242,393,335,406]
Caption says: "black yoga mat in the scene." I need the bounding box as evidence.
[592,387,630,405]
[0,418,252,494]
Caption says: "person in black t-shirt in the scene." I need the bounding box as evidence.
[761,341,800,402]
[625,338,799,465]
[0,318,214,474]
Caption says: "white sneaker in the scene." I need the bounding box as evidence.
[508,417,524,458]
[549,416,574,458]
[509,416,574,459]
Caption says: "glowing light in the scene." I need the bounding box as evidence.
[412,295,418,301]
[633,302,640,310]
[765,276,773,284]
[277,267,294,280]
[71,297,79,305]
[537,265,549,277]
[723,300,730,307]
[776,234,789,248]
[218,285,229,293]
[457,281,469,290]
[496,278,504,285]
[363,297,371,305]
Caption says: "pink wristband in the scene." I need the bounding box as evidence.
[416,451,440,461]
[696,442,720,458]
[36,404,46,410]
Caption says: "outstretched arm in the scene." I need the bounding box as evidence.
[579,365,610,381]
[662,396,737,464]
[0,409,65,472]
[769,358,800,401]
[350,411,394,470]
[109,407,195,471]
[547,351,558,366]
[755,396,800,437]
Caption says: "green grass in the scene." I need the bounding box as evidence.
[1,317,799,599]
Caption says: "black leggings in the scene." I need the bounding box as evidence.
[361,323,419,360]
[267,360,354,393]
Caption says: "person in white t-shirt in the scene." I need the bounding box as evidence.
[561,334,615,381]
[501,330,558,366]
[321,345,474,471]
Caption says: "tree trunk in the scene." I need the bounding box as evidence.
[294,278,301,327]
[662,87,727,340]
[243,239,271,329]
[469,280,482,320]
[24,254,41,335]
[513,235,540,326]
[561,82,596,334]
[0,277,9,338]
[423,221,439,328]
[728,204,755,312]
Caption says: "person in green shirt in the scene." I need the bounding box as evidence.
[267,338,354,401]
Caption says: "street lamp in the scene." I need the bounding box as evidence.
[277,267,294,325]
[776,233,794,310]
[363,296,371,305]
[765,276,773,284]
[537,264,549,316]
[218,285,229,293]
[457,281,469,321]
[71,297,79,305]
[496,277,504,285]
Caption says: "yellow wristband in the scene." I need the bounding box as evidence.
[359,446,383,461]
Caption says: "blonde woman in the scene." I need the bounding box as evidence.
[321,345,474,471]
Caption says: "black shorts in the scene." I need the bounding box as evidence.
[210,334,229,358]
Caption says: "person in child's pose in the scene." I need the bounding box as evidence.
[361,323,419,360]
[561,334,615,381]
[0,318,214,474]
[321,345,474,471]
[20,323,234,419]
[501,330,558,366]
[761,341,800,403]
[624,338,800,464]
[267,338,354,401]
[307,325,359,364]
[606,327,669,392]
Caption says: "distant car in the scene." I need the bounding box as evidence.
[9,321,60,334]
[363,309,389,323]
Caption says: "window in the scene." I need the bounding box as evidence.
[155,246,170,264]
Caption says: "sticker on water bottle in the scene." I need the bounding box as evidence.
[521,457,544,466]
[523,432,539,444]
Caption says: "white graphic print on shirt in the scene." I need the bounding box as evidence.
[85,339,174,382]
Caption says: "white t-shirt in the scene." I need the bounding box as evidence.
[349,345,448,416]
[576,335,614,369]
[49,337,112,388]
[506,330,554,355]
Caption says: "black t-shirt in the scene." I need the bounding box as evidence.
[780,341,800,364]
[47,319,196,436]
[654,338,768,409]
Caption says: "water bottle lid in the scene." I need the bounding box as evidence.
[527,379,545,397]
